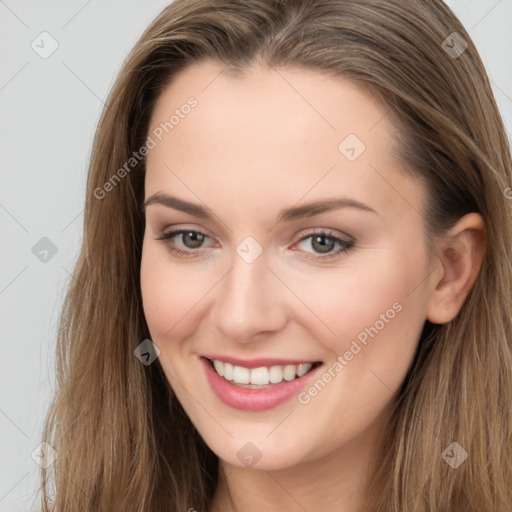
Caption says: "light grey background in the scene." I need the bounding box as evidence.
[1,1,511,510]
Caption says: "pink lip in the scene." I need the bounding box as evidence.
[201,354,318,369]
[201,357,323,412]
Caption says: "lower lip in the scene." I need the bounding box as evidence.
[201,357,323,412]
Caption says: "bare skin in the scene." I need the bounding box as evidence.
[140,60,486,512]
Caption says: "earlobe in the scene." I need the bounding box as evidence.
[426,213,487,325]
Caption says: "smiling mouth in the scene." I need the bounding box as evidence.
[205,357,322,389]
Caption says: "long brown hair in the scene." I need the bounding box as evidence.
[41,1,512,510]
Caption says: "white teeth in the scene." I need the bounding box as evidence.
[223,362,234,381]
[297,363,310,377]
[250,367,269,385]
[213,359,224,377]
[233,366,250,384]
[210,360,314,386]
[269,365,283,383]
[283,364,297,381]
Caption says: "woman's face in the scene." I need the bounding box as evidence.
[141,60,434,471]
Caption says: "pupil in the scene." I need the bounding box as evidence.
[183,232,204,248]
[312,235,334,254]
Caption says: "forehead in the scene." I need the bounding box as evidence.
[145,60,425,226]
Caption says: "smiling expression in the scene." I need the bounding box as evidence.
[140,60,435,471]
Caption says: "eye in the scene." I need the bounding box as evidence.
[177,231,206,249]
[154,227,353,261]
[294,230,354,260]
[155,229,215,256]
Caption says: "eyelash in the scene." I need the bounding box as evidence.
[155,228,354,262]
[294,229,354,261]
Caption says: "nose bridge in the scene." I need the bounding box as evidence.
[210,247,286,341]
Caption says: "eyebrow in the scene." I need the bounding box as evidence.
[142,192,378,223]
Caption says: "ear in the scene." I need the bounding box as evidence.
[425,213,487,325]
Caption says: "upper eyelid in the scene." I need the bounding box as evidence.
[297,227,352,239]
[159,224,216,240]
[158,227,353,247]
[159,225,349,236]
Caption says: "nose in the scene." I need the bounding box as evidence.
[209,249,288,343]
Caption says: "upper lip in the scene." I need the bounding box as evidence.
[201,354,321,369]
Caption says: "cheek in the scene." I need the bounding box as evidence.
[284,247,428,392]
[288,254,427,443]
[288,258,415,345]
[140,241,210,345]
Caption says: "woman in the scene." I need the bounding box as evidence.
[41,0,512,510]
